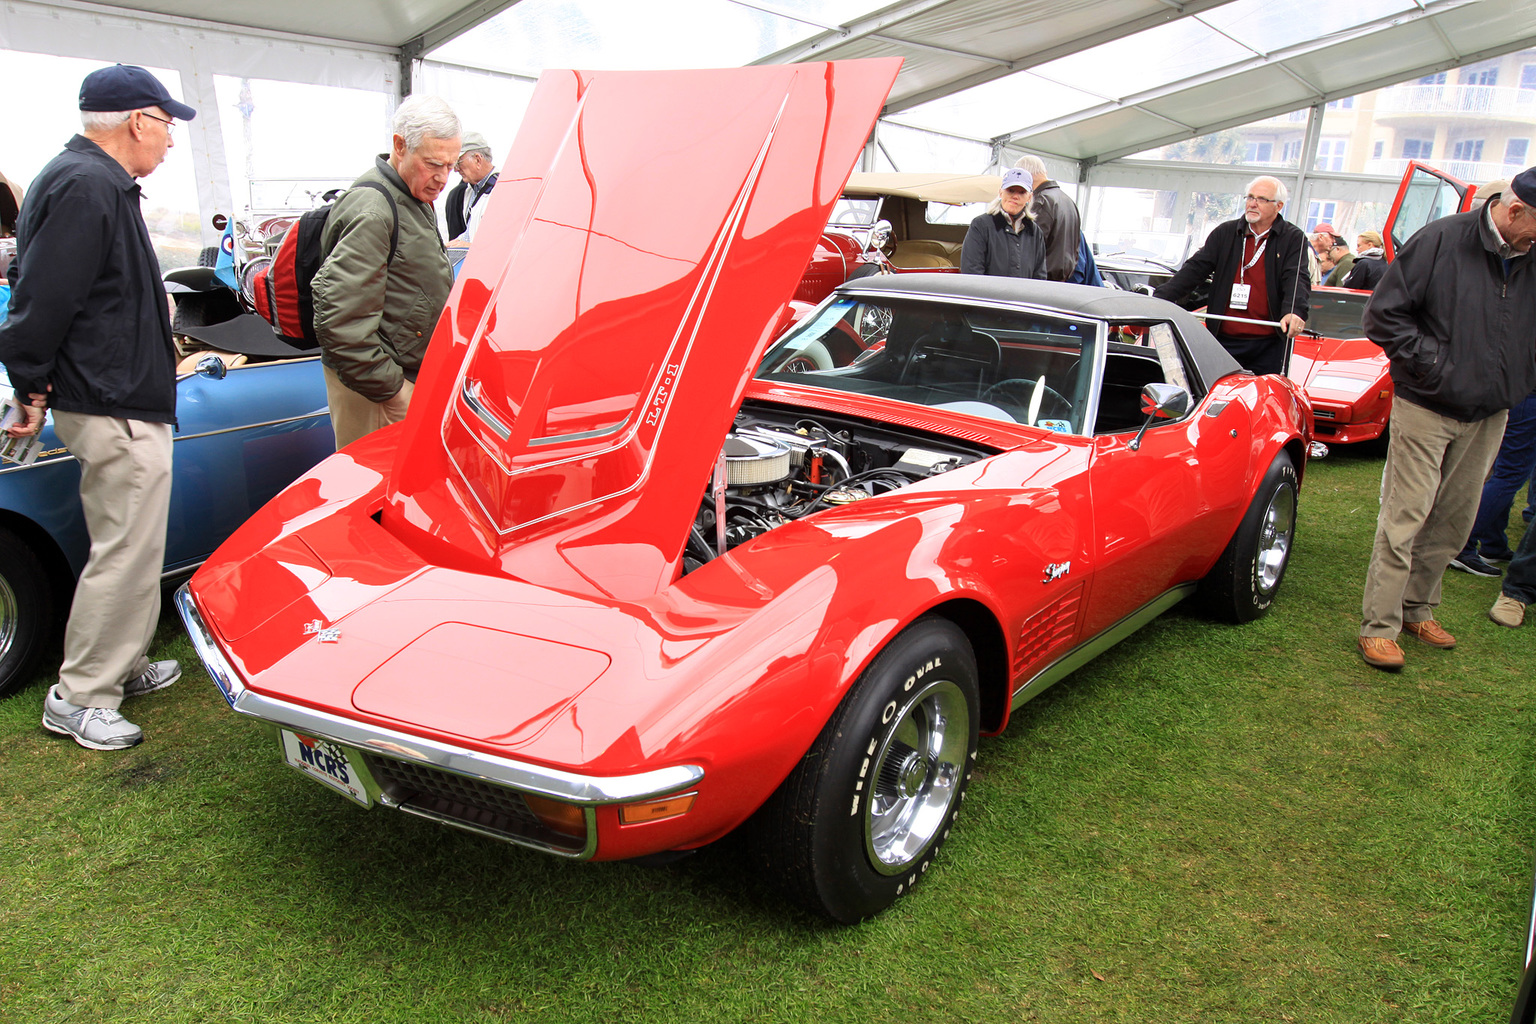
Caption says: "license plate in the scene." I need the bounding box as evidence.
[280,730,370,806]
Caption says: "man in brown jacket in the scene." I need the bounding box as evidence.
[313,95,460,448]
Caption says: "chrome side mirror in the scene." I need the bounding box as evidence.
[195,354,227,380]
[1127,382,1189,451]
[868,219,893,253]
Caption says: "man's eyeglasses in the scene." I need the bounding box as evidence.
[1244,194,1278,204]
[138,110,176,134]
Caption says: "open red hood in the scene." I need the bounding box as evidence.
[382,61,899,601]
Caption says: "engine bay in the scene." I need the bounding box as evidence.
[682,401,998,572]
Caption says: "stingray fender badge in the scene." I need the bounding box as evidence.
[1042,561,1071,584]
[303,619,342,643]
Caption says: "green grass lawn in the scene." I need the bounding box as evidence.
[3,449,1534,1023]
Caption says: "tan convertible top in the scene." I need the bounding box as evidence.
[843,172,1001,205]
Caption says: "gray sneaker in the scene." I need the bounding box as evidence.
[42,686,144,750]
[123,660,180,698]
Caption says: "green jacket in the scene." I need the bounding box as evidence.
[1323,251,1355,287]
[312,156,452,402]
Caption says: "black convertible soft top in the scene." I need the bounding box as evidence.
[839,273,1245,391]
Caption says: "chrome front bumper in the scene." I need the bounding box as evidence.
[174,584,704,858]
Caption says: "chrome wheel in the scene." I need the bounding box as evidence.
[751,617,979,922]
[0,571,16,666]
[865,677,971,875]
[1256,483,1296,595]
[1199,450,1297,623]
[0,525,55,698]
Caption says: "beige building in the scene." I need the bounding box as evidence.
[1216,47,1536,234]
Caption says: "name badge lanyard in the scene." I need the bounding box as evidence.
[1230,232,1267,310]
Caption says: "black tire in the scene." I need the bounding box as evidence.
[0,526,58,699]
[171,289,242,335]
[1201,450,1298,623]
[196,244,219,268]
[751,616,979,923]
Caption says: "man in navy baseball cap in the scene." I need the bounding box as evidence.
[79,64,196,121]
[0,62,199,748]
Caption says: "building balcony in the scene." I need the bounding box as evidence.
[1363,157,1520,184]
[1375,84,1536,122]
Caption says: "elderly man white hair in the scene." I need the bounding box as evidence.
[1012,153,1081,281]
[1151,171,1311,375]
[393,95,461,151]
[1014,153,1048,180]
[1246,175,1289,206]
[308,94,461,449]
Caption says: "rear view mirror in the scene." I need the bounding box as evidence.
[1140,382,1189,420]
[195,354,228,380]
[1128,382,1190,450]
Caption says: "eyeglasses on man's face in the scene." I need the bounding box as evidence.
[1244,194,1278,204]
[138,109,175,134]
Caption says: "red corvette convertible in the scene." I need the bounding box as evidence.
[176,61,1311,922]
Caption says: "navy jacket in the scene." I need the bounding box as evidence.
[1342,253,1387,291]
[961,211,1047,280]
[0,136,176,424]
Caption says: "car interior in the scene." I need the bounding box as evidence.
[759,298,1190,435]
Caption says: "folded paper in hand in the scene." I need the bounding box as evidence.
[0,396,44,467]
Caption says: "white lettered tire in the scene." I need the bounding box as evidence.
[751,616,979,922]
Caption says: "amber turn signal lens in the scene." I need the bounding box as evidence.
[618,792,697,825]
[523,794,587,837]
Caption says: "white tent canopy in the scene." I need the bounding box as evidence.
[6,0,1536,246]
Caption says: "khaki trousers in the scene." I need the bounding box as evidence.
[51,413,173,709]
[1360,397,1507,636]
[323,366,408,449]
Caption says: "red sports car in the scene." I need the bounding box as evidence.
[176,61,1311,922]
[1287,160,1483,448]
[1288,286,1391,446]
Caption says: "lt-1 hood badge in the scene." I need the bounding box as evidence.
[304,620,342,643]
[1043,561,1071,583]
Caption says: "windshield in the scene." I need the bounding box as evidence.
[1308,290,1367,339]
[757,296,1100,434]
[828,196,881,228]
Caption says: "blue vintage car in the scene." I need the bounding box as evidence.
[0,328,333,696]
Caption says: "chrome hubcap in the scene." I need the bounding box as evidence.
[865,677,969,875]
[0,571,16,664]
[1256,483,1296,594]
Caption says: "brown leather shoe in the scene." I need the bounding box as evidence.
[1358,636,1405,670]
[1402,619,1456,648]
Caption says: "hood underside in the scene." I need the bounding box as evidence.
[382,60,900,601]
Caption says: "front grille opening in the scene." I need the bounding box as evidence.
[363,754,587,853]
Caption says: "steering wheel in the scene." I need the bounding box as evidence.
[982,376,1074,427]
